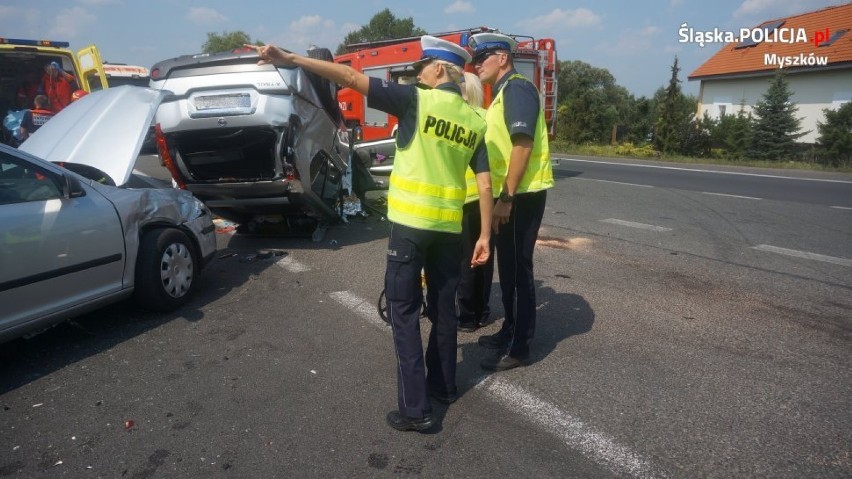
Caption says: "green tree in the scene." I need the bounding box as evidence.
[654,57,694,154]
[623,94,658,144]
[680,112,715,157]
[336,9,427,54]
[816,101,852,166]
[746,71,806,161]
[712,104,752,159]
[556,60,631,144]
[725,111,752,158]
[202,31,262,54]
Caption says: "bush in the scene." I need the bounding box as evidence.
[816,101,852,167]
[679,113,714,157]
[711,110,752,160]
[614,142,659,158]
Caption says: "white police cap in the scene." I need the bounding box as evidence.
[468,32,518,61]
[415,35,471,68]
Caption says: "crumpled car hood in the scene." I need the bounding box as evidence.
[19,86,165,186]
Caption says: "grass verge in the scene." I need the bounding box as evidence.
[550,141,852,173]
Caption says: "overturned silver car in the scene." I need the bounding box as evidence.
[149,48,366,236]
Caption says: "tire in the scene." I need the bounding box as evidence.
[305,47,343,124]
[134,228,197,312]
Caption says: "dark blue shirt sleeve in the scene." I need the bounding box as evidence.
[366,77,416,119]
[469,140,489,173]
[366,77,421,147]
[502,79,540,142]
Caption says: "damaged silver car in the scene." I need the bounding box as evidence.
[0,86,217,344]
[149,47,364,238]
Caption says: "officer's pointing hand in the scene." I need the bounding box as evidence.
[245,44,294,67]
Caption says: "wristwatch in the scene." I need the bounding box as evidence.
[499,191,514,203]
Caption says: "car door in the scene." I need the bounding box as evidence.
[0,148,125,335]
[352,137,396,180]
[76,45,108,91]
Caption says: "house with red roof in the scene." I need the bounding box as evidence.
[688,3,852,143]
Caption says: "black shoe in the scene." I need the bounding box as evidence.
[429,390,458,404]
[481,353,528,372]
[478,332,507,349]
[478,315,495,327]
[386,411,435,431]
[457,321,481,333]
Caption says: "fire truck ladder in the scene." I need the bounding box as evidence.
[538,48,558,139]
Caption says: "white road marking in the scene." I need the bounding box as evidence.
[601,219,672,232]
[329,291,389,329]
[752,245,852,267]
[275,255,310,273]
[558,157,852,184]
[830,206,852,210]
[330,290,663,477]
[479,377,666,479]
[578,178,653,188]
[701,192,762,200]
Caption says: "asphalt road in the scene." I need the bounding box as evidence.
[553,156,852,207]
[1,156,849,478]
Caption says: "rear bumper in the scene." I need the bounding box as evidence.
[185,179,300,204]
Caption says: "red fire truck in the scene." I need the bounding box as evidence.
[334,27,558,142]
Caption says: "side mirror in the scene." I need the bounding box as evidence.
[65,173,86,198]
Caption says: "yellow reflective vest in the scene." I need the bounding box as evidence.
[463,106,496,204]
[388,88,487,233]
[483,73,553,196]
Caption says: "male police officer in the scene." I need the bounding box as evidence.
[469,32,554,371]
[250,36,493,431]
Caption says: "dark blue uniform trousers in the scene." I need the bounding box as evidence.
[385,223,462,419]
[457,201,495,324]
[496,190,547,358]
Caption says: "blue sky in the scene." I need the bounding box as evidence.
[0,0,843,97]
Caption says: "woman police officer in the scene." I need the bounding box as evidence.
[249,36,493,431]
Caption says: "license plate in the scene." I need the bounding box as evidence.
[194,93,250,111]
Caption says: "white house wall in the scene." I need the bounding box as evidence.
[695,69,852,144]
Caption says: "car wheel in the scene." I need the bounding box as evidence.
[134,228,197,311]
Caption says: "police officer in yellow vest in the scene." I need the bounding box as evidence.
[251,36,493,432]
[469,32,554,372]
